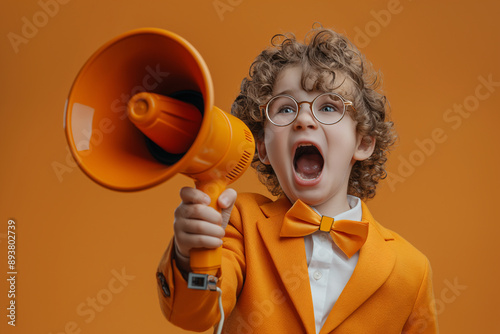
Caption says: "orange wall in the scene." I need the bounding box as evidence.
[1,0,499,333]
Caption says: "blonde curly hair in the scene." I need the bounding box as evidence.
[231,26,397,200]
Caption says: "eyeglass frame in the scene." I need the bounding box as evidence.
[259,92,355,127]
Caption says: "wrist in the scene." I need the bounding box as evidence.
[173,241,191,276]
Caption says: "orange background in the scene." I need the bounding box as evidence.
[1,0,499,333]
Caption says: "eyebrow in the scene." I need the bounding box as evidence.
[273,89,295,96]
[274,89,351,99]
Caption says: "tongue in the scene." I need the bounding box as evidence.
[295,153,323,179]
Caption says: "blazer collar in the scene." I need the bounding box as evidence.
[258,196,316,333]
[321,200,396,333]
[258,197,396,333]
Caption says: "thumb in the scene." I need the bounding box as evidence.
[218,188,237,230]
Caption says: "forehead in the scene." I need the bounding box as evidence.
[272,65,356,99]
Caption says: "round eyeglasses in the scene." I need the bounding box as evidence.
[260,92,354,127]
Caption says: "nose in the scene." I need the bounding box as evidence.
[293,103,318,130]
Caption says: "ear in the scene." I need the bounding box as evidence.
[353,134,376,161]
[256,139,271,165]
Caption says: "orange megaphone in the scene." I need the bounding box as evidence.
[64,28,255,289]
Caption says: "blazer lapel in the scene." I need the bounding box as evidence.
[320,201,396,333]
[257,196,316,333]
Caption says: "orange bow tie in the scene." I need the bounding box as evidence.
[280,199,369,258]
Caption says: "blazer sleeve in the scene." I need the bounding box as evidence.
[402,259,439,334]
[156,203,246,332]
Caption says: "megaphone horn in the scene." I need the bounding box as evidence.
[64,28,255,289]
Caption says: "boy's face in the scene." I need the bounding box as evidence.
[257,66,375,215]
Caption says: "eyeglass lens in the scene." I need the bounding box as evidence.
[267,94,345,126]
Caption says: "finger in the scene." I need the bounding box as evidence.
[179,187,211,205]
[219,188,237,230]
[174,218,224,255]
[176,229,224,250]
[174,203,223,226]
[178,218,225,239]
[218,188,237,209]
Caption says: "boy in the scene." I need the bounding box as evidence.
[156,26,438,333]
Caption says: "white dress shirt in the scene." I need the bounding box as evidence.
[304,195,362,334]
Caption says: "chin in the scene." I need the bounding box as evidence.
[287,187,329,207]
[287,179,349,209]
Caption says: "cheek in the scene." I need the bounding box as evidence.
[264,127,286,155]
[326,131,358,165]
[264,125,280,145]
[263,128,292,178]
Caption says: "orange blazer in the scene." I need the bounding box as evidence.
[157,193,438,333]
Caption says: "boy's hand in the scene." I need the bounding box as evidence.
[173,187,237,272]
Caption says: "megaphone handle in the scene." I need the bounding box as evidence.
[189,179,227,277]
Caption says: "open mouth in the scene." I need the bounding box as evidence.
[293,143,324,180]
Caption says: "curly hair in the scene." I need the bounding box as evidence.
[231,26,397,200]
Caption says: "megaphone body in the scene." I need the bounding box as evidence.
[64,28,255,288]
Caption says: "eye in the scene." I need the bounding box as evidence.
[315,93,344,114]
[278,105,297,114]
[318,104,339,113]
